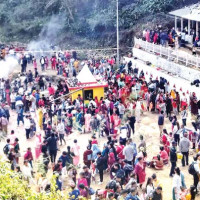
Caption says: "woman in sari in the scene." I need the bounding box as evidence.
[38,106,43,129]
[84,111,92,133]
[110,111,121,137]
[71,139,80,166]
[35,133,42,159]
[134,157,146,188]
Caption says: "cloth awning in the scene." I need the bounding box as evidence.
[169,3,200,22]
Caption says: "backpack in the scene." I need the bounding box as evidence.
[116,169,125,179]
[188,162,196,175]
[3,144,9,155]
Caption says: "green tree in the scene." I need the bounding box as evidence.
[0,159,65,200]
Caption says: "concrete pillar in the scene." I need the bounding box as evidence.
[196,21,199,36]
[181,18,183,31]
[175,16,177,31]
[188,19,191,34]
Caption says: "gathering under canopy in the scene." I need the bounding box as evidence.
[169,3,200,43]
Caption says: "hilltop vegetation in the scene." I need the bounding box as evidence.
[0,0,198,48]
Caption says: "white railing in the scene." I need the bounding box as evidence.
[134,37,200,68]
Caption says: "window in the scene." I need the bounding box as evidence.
[84,90,93,100]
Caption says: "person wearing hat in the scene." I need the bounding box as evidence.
[169,141,177,177]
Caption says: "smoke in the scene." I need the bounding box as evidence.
[27,14,66,55]
[0,56,18,78]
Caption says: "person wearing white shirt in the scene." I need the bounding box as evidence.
[22,160,33,183]
[57,119,66,145]
[172,167,182,200]
[193,154,200,193]
[10,92,16,110]
[119,125,128,145]
[135,100,141,123]
[146,177,154,197]
[24,116,31,139]
[181,31,186,41]
[89,99,96,108]
[18,86,24,95]
[104,98,110,109]
[123,139,134,164]
[181,106,187,126]
[118,102,125,119]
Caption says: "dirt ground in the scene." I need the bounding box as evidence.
[0,63,196,200]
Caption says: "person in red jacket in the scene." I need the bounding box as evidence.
[160,146,169,164]
[51,56,56,70]
[83,146,93,168]
[116,141,125,160]
[24,147,33,167]
[48,83,55,96]
[38,98,44,107]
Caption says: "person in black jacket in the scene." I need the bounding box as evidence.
[127,61,132,74]
[128,114,136,136]
[96,152,105,184]
[41,140,48,154]
[166,94,172,118]
[47,133,58,164]
[21,56,27,73]
[27,70,33,83]
[169,141,177,177]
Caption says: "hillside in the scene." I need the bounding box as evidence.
[0,0,199,49]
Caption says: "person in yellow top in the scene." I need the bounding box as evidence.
[185,185,196,200]
[152,173,162,188]
[74,59,79,72]
[52,114,58,127]
[171,89,176,99]
[37,106,43,129]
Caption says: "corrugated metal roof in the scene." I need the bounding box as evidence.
[169,3,200,22]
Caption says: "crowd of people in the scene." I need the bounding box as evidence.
[142,26,200,50]
[1,49,200,200]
